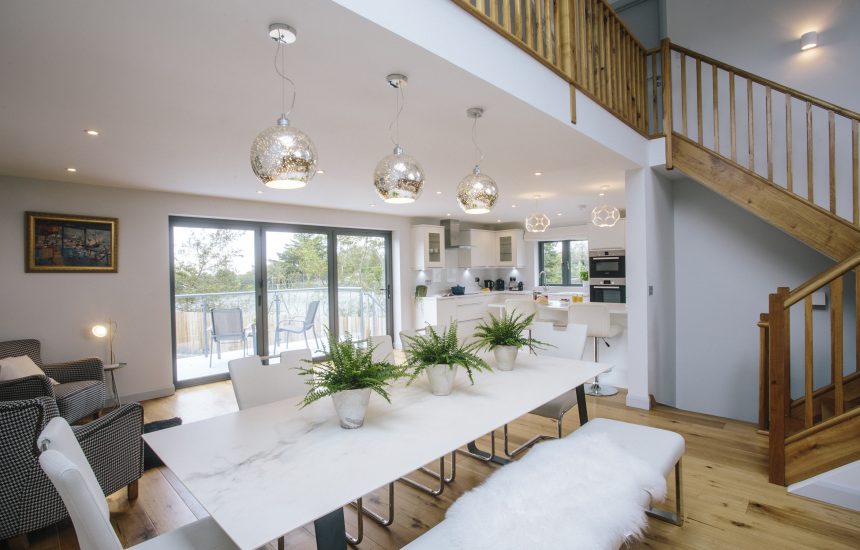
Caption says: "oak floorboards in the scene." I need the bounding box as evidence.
[12,381,860,550]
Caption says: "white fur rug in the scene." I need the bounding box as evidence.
[440,432,666,550]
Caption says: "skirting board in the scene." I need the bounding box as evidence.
[120,386,176,405]
[626,393,651,410]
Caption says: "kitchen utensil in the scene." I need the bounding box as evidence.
[451,285,466,295]
[495,279,505,290]
[484,280,494,289]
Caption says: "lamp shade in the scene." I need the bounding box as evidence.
[91,324,108,338]
[591,204,621,227]
[374,146,425,203]
[250,117,318,189]
[457,166,498,214]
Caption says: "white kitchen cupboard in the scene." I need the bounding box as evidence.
[415,295,492,338]
[412,225,445,269]
[457,229,495,268]
[496,229,526,267]
[586,219,626,250]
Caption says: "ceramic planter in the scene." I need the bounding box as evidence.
[493,345,519,371]
[330,388,372,429]
[425,363,458,396]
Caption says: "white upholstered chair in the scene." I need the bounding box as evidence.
[367,335,394,363]
[569,303,623,396]
[38,417,239,550]
[227,353,308,410]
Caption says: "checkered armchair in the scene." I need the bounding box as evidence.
[0,397,143,545]
[0,339,106,423]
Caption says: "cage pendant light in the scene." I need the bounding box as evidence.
[373,74,425,204]
[250,23,318,190]
[457,107,498,214]
[525,195,551,232]
[591,186,620,227]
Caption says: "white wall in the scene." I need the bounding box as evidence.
[667,0,860,112]
[0,176,414,402]
[673,178,856,422]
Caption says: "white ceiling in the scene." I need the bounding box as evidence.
[0,0,633,226]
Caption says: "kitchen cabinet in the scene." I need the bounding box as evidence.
[496,229,525,267]
[412,225,445,269]
[415,295,492,335]
[587,219,626,250]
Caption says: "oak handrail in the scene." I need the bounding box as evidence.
[785,251,860,307]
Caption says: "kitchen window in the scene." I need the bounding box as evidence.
[538,240,588,286]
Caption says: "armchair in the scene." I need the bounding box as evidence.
[0,339,106,423]
[0,397,143,548]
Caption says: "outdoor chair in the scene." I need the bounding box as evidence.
[208,308,254,368]
[0,339,105,423]
[273,300,321,353]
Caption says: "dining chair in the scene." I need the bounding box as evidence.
[368,334,394,363]
[502,322,589,458]
[504,298,538,337]
[37,417,240,550]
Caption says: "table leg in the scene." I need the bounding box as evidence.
[576,384,588,424]
[314,508,347,550]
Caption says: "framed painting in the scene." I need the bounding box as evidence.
[26,212,118,273]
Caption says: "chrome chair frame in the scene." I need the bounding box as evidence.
[457,431,511,466]
[645,460,684,526]
[346,482,395,544]
[398,452,456,496]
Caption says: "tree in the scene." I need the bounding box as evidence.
[174,229,252,296]
[267,233,328,289]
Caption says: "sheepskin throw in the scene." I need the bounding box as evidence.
[441,432,667,549]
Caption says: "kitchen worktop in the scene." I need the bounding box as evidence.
[423,290,532,300]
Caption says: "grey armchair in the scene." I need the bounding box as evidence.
[0,397,143,549]
[0,339,106,423]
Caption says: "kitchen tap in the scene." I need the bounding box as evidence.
[538,270,548,293]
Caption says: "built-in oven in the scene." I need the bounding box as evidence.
[589,249,625,279]
[590,279,626,303]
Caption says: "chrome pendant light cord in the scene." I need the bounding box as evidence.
[273,41,296,117]
[388,85,404,147]
[471,115,484,166]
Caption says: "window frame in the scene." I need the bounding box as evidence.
[537,239,588,286]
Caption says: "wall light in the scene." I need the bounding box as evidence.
[800,31,818,51]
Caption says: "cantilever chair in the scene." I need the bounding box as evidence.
[38,417,239,550]
[208,308,254,368]
[273,300,321,354]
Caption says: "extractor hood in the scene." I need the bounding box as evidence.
[441,219,472,248]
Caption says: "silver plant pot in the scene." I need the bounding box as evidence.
[425,363,458,396]
[493,345,519,371]
[330,388,372,429]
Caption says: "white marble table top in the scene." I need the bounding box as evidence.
[143,353,607,550]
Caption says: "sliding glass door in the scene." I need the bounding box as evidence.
[170,217,392,387]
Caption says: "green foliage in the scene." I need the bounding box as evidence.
[174,229,252,297]
[267,233,329,289]
[541,241,563,284]
[473,311,552,354]
[402,322,491,385]
[295,329,402,408]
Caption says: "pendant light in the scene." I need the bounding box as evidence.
[591,186,621,227]
[457,107,498,214]
[250,23,318,190]
[525,194,551,233]
[373,74,425,204]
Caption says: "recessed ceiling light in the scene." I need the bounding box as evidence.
[446,213,451,216]
[436,191,442,195]
[256,190,263,194]
[66,167,77,172]
[557,212,562,216]
[534,172,542,176]
[84,129,100,136]
[511,204,517,208]
[316,170,325,174]
[370,203,375,207]
[497,219,501,222]
[599,192,605,196]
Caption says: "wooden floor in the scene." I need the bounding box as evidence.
[16,382,860,550]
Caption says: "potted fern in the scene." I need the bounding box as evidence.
[402,322,491,396]
[296,330,402,429]
[473,311,551,371]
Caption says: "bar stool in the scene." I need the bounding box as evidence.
[569,303,622,397]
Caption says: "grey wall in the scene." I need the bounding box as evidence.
[672,178,856,422]
[611,0,663,49]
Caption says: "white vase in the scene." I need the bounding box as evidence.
[493,346,519,371]
[425,364,458,396]
[330,388,372,429]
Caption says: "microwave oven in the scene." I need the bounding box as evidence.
[589,249,625,279]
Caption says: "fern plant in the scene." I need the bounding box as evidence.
[295,329,403,408]
[402,322,491,384]
[473,311,551,354]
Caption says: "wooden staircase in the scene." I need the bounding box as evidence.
[452,0,860,486]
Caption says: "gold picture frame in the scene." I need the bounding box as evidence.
[26,212,118,273]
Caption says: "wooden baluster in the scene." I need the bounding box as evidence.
[501,0,512,33]
[597,2,605,102]
[638,49,645,129]
[829,111,836,213]
[730,71,737,161]
[621,30,628,121]
[712,64,719,152]
[786,96,793,193]
[661,40,673,168]
[804,295,813,428]
[766,86,773,181]
[854,120,859,225]
[558,0,571,77]
[759,312,770,430]
[680,52,687,137]
[514,0,524,41]
[807,102,814,201]
[831,278,844,416]
[489,0,498,24]
[475,0,486,14]
[748,79,755,171]
[583,0,592,92]
[525,0,534,50]
[541,0,549,60]
[547,0,556,65]
[857,268,860,375]
[535,0,544,58]
[577,0,586,85]
[652,51,659,135]
[614,19,622,114]
[768,287,790,485]
[696,58,703,144]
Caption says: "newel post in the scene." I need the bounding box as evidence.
[767,287,790,485]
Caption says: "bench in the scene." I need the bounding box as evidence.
[404,418,684,549]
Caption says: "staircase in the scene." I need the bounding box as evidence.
[453,0,860,486]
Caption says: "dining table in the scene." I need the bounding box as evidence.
[142,352,609,550]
